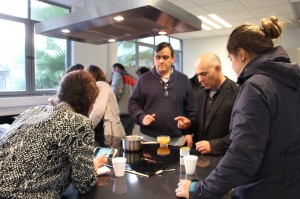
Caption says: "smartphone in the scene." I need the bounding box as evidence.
[94,147,117,159]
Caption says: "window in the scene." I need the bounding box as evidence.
[0,0,70,96]
[155,35,169,45]
[138,45,153,67]
[0,0,28,18]
[117,41,136,67]
[137,37,154,45]
[0,19,25,91]
[117,36,182,71]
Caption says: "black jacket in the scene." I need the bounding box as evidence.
[193,78,239,155]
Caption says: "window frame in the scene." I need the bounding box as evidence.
[0,0,71,97]
[118,36,183,71]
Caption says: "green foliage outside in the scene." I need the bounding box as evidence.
[117,41,153,67]
[31,0,69,21]
[35,38,65,90]
[32,1,68,90]
[117,41,136,67]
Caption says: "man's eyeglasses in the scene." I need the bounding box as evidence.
[160,81,168,97]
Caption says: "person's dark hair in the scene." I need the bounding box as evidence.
[66,64,84,74]
[136,66,150,76]
[227,16,282,56]
[155,42,174,57]
[58,70,99,116]
[113,63,125,71]
[85,65,106,82]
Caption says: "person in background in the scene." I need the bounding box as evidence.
[0,71,107,198]
[191,52,239,155]
[111,63,136,135]
[189,74,201,100]
[128,42,197,147]
[85,65,125,148]
[176,16,300,198]
[66,63,85,73]
[136,66,150,77]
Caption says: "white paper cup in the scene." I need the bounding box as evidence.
[183,155,198,174]
[112,157,127,177]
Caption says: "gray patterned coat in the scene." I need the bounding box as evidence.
[0,102,97,198]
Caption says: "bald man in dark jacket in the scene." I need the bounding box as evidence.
[191,52,239,155]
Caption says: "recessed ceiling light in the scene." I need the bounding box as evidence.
[113,16,124,21]
[158,31,167,35]
[209,14,232,28]
[108,39,116,42]
[61,29,70,33]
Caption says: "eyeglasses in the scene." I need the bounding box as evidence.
[160,81,168,97]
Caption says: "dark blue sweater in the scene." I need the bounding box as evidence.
[128,68,197,138]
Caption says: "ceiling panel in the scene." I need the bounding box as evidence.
[219,11,255,21]
[201,0,247,14]
[184,6,209,16]
[192,0,229,6]
[251,4,294,18]
[240,0,289,9]
[230,19,259,27]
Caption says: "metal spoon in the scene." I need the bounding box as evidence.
[155,168,176,175]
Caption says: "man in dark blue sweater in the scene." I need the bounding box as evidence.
[128,42,197,147]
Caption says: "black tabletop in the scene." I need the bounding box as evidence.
[63,145,223,199]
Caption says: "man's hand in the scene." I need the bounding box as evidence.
[174,116,191,130]
[195,140,212,154]
[182,134,193,148]
[142,114,156,126]
[175,179,192,198]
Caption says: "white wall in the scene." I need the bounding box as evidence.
[0,96,49,116]
[276,28,300,64]
[72,42,110,76]
[182,36,236,81]
[276,28,300,49]
[182,28,300,82]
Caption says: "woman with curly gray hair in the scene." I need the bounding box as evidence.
[0,70,107,198]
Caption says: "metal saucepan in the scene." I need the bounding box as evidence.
[122,135,158,152]
[123,151,142,164]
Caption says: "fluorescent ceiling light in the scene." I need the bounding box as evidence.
[201,24,212,30]
[209,14,232,28]
[198,16,222,29]
[108,39,116,42]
